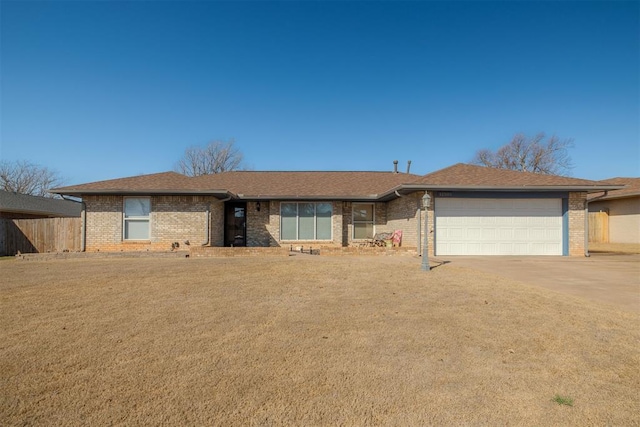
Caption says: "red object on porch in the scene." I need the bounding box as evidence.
[392,230,402,247]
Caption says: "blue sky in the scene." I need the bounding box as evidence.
[1,1,638,185]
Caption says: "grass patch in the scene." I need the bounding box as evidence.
[552,394,574,406]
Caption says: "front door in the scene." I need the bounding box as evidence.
[224,202,246,247]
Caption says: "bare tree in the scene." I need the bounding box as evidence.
[0,160,65,197]
[472,133,574,175]
[175,139,245,176]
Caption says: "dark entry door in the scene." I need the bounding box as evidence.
[224,202,246,247]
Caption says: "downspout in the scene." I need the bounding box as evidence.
[584,191,608,257]
[202,202,211,246]
[81,201,86,252]
[202,196,232,246]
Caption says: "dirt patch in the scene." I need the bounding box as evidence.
[1,256,639,425]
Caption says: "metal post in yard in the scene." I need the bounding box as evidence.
[421,192,431,271]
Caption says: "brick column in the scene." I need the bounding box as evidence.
[568,192,586,256]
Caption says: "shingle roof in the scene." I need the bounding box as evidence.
[52,164,622,200]
[411,163,615,190]
[0,190,82,217]
[587,177,640,200]
[53,170,421,199]
[190,171,420,199]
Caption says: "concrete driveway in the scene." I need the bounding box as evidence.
[439,254,640,312]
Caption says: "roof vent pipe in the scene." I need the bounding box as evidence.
[393,160,398,173]
[406,160,412,174]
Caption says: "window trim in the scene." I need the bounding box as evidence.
[280,202,333,241]
[123,197,151,241]
[352,203,375,240]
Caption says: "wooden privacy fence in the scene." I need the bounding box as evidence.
[1,217,81,256]
[588,211,609,243]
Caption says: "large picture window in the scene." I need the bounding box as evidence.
[353,203,374,239]
[281,202,332,240]
[124,197,151,240]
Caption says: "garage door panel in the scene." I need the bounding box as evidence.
[481,216,498,225]
[513,228,529,239]
[546,243,562,253]
[546,229,559,239]
[482,228,496,239]
[446,228,465,239]
[497,228,513,239]
[513,216,528,225]
[529,228,547,240]
[467,243,482,253]
[468,228,482,239]
[435,198,562,255]
[440,242,466,254]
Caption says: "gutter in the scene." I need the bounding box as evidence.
[235,194,380,201]
[394,190,407,199]
[584,191,608,257]
[53,189,233,198]
[390,184,625,192]
[376,184,625,203]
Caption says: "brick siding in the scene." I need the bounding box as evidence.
[84,195,425,251]
[210,202,224,247]
[84,195,219,252]
[246,201,276,247]
[385,192,422,249]
[568,192,586,256]
[83,190,585,256]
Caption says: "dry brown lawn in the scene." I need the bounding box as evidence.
[1,255,639,426]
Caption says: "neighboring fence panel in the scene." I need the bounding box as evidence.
[588,211,609,243]
[2,218,81,255]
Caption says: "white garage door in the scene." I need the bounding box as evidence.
[435,198,563,255]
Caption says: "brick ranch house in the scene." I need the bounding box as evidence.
[52,163,622,256]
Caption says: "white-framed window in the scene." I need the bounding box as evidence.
[352,203,374,239]
[280,202,332,240]
[123,197,151,240]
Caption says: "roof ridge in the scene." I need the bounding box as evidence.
[419,162,466,178]
[599,177,639,181]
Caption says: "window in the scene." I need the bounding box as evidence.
[124,197,150,240]
[280,202,333,240]
[353,203,374,239]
